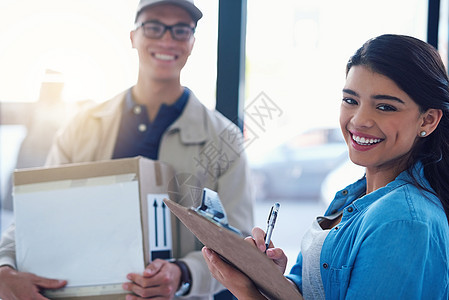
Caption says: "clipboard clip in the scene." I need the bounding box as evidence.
[196,188,243,236]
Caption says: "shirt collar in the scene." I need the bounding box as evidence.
[325,161,432,216]
[125,87,189,114]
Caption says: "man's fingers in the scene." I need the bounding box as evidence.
[29,273,67,290]
[126,273,150,288]
[143,259,165,277]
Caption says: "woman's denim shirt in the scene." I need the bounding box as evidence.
[286,162,449,299]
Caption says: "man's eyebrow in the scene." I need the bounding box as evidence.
[343,89,405,104]
[141,19,193,27]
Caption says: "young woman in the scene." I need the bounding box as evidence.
[202,34,449,299]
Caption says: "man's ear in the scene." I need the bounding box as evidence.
[419,108,443,136]
[187,36,196,57]
[130,30,136,49]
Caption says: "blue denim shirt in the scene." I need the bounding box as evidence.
[286,162,449,299]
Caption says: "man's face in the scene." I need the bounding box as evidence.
[131,4,196,82]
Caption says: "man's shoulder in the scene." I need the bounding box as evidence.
[197,99,239,129]
[208,109,239,130]
[184,94,241,134]
[74,90,126,119]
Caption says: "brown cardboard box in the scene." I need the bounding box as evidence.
[13,156,174,299]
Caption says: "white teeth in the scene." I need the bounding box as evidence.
[154,53,175,61]
[352,135,382,146]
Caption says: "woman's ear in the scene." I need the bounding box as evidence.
[419,108,443,136]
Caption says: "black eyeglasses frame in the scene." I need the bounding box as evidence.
[136,20,196,41]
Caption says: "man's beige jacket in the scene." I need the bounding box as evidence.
[0,89,254,300]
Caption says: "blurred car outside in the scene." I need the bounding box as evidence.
[247,126,349,202]
[320,159,366,207]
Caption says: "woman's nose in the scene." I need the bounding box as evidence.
[351,106,374,128]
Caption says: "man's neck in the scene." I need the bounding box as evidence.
[132,78,184,121]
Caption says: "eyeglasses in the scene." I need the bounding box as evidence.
[137,21,195,41]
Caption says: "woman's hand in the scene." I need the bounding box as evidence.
[246,227,288,274]
[202,247,267,300]
[202,226,289,299]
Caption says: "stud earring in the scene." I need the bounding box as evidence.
[420,131,427,137]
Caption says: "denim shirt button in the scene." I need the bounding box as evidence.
[342,190,348,196]
[323,263,329,269]
[347,206,354,213]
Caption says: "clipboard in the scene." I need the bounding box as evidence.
[163,190,303,300]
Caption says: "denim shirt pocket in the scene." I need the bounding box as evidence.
[328,264,353,299]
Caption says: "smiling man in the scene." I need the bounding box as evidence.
[0,0,254,299]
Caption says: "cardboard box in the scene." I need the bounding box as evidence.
[13,156,174,299]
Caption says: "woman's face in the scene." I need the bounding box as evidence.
[339,65,423,173]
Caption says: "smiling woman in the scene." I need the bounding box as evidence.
[203,33,449,300]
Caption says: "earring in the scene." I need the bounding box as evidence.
[420,131,427,137]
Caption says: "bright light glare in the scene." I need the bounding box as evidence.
[0,0,217,107]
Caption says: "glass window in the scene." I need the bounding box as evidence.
[439,0,449,68]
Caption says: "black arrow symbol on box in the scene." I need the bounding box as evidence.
[162,202,167,246]
[153,199,158,247]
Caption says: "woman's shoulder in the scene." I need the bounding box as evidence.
[364,182,447,230]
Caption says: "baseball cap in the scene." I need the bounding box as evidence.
[135,0,203,24]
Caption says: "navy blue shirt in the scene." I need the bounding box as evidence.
[112,88,189,160]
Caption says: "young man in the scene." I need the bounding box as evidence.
[0,0,254,299]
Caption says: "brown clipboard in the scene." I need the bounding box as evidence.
[163,198,303,300]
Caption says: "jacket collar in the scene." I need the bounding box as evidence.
[91,90,126,119]
[92,88,209,145]
[165,91,209,144]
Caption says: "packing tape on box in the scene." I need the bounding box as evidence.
[43,283,127,297]
[14,173,137,194]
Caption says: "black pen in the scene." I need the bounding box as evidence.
[264,202,280,251]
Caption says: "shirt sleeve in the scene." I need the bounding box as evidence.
[0,223,17,269]
[343,220,447,299]
[45,110,88,166]
[286,252,303,294]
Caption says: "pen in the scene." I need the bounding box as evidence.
[264,202,280,251]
